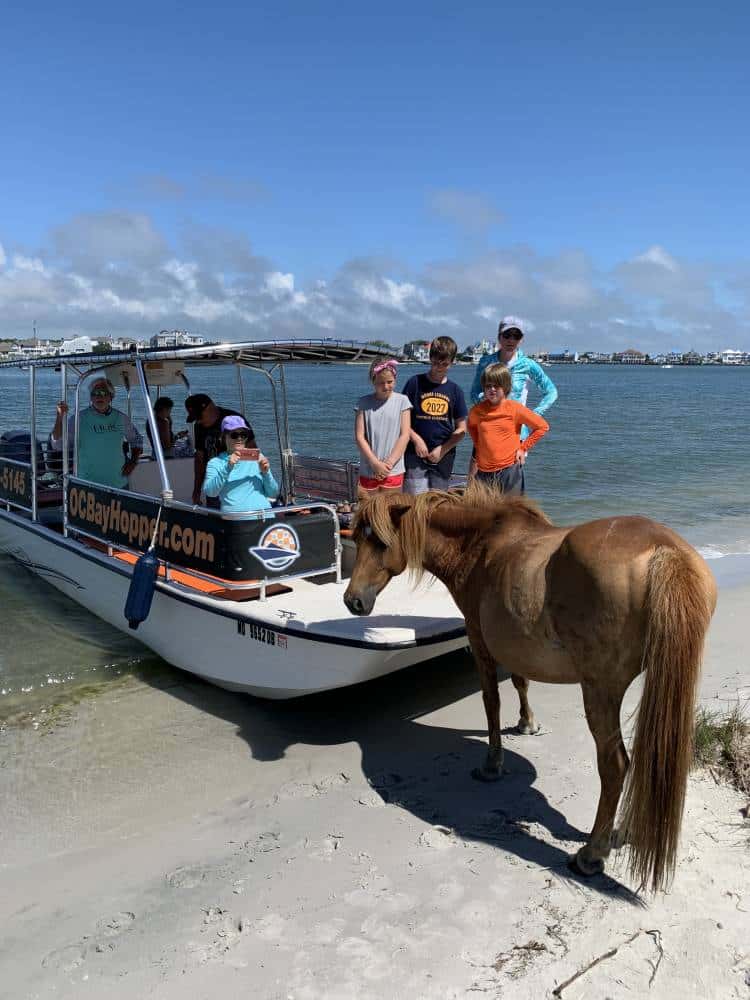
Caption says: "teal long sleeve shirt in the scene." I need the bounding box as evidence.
[203,453,279,513]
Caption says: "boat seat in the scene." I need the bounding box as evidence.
[128,457,195,503]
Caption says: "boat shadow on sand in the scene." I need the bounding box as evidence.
[162,650,643,904]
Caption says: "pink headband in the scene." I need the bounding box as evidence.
[371,359,399,377]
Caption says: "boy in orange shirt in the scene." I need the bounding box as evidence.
[467,363,549,495]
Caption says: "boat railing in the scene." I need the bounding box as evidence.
[63,477,342,595]
[288,453,360,505]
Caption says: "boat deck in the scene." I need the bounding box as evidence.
[237,572,465,646]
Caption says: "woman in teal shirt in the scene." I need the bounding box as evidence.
[202,416,278,513]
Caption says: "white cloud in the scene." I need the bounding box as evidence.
[12,254,47,274]
[635,245,679,272]
[0,213,748,351]
[429,190,505,232]
[540,277,595,309]
[52,212,167,265]
[264,271,295,298]
[474,305,499,322]
[426,255,529,298]
[356,277,427,312]
[0,242,6,269]
[111,172,267,205]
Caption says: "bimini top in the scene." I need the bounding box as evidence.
[0,338,403,372]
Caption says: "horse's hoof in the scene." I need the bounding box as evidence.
[471,765,502,783]
[517,719,541,735]
[569,850,605,877]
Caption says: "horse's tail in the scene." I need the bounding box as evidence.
[620,545,715,892]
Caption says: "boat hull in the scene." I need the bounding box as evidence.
[0,511,467,699]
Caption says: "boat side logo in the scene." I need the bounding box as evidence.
[249,524,301,572]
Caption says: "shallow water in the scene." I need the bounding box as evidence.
[1,361,748,716]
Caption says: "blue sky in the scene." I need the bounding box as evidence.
[1,0,748,350]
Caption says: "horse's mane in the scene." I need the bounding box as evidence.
[354,480,552,578]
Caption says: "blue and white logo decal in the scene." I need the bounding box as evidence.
[249,524,302,572]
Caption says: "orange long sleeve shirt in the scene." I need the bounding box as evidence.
[467,399,549,473]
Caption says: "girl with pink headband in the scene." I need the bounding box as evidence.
[354,358,412,493]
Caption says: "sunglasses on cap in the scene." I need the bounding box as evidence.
[90,388,111,398]
[228,430,250,440]
[500,330,523,341]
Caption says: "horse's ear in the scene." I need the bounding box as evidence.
[389,503,411,529]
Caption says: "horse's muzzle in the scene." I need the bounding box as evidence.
[343,586,376,616]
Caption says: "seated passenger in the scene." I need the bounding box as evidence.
[202,416,278,514]
[185,393,255,506]
[50,377,143,489]
[145,396,187,458]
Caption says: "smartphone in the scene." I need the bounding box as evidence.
[237,447,260,461]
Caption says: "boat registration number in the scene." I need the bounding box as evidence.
[0,461,30,505]
[236,621,287,648]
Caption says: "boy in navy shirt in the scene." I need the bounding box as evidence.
[403,336,468,494]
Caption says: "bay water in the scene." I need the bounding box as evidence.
[1,361,748,718]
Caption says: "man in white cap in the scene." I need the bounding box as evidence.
[50,377,143,489]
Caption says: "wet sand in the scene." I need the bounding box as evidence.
[1,560,748,999]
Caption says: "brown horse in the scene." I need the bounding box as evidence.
[343,484,717,891]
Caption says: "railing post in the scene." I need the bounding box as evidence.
[135,358,173,501]
[29,365,38,521]
[61,363,69,537]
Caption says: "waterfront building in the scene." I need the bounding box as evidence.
[464,339,492,364]
[548,349,578,364]
[681,351,703,365]
[60,335,97,354]
[721,348,745,365]
[402,340,431,363]
[613,349,647,364]
[150,330,206,349]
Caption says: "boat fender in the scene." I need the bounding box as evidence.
[124,509,162,630]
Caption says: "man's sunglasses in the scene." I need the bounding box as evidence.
[90,389,111,398]
[229,431,250,440]
[500,331,523,341]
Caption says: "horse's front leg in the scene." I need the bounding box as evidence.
[573,682,630,877]
[511,674,540,735]
[466,620,503,781]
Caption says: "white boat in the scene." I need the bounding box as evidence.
[661,364,673,369]
[0,340,466,698]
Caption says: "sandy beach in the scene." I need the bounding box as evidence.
[1,559,748,1000]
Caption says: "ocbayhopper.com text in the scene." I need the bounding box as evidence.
[68,487,215,562]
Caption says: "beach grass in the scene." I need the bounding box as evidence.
[694,705,750,807]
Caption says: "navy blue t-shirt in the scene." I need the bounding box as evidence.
[403,373,468,475]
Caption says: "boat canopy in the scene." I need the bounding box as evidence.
[0,338,402,374]
[0,338,402,507]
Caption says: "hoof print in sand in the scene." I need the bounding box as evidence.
[97,911,136,936]
[42,944,86,972]
[165,865,213,889]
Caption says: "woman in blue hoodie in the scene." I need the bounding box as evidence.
[470,317,558,418]
[202,415,279,513]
